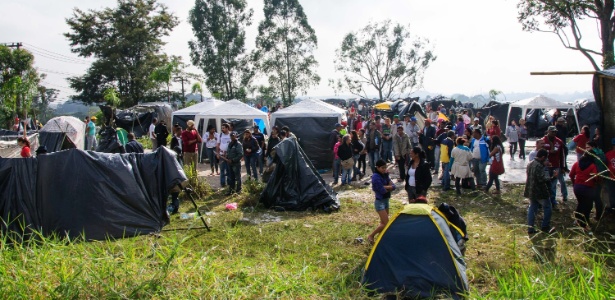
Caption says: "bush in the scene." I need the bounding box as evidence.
[240,178,266,207]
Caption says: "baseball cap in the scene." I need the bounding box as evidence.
[547,125,558,132]
[393,115,399,118]
[230,131,237,137]
[91,116,97,121]
[410,117,417,122]
[474,117,479,121]
[334,123,342,127]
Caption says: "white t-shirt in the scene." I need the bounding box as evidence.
[407,166,416,187]
[218,132,232,153]
[149,124,156,139]
[205,132,219,148]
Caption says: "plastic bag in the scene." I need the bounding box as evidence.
[225,203,238,210]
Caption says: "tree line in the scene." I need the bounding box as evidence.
[1,0,613,127]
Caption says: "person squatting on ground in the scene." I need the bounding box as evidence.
[181,120,202,170]
[525,149,555,235]
[392,125,411,182]
[470,129,489,187]
[205,126,219,175]
[224,131,243,195]
[542,125,568,208]
[242,129,260,181]
[484,135,505,194]
[405,147,432,202]
[451,137,475,195]
[368,159,396,244]
[569,149,598,231]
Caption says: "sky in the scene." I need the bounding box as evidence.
[0,0,603,102]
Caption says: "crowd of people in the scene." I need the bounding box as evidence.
[11,101,614,239]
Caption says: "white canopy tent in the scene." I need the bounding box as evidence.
[194,100,270,136]
[506,95,580,133]
[171,98,224,127]
[270,98,345,126]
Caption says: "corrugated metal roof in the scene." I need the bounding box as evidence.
[597,67,615,77]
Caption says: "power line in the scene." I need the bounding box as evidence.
[23,43,93,63]
[24,47,90,65]
[38,68,80,77]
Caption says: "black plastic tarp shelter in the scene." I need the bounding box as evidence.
[363,204,468,299]
[102,103,173,138]
[0,147,186,241]
[398,101,427,118]
[260,138,339,212]
[270,99,345,169]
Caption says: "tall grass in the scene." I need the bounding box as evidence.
[1,184,614,298]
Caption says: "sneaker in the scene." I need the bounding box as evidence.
[541,227,556,234]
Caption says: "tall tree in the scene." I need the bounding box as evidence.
[65,0,178,107]
[32,86,59,123]
[0,45,41,127]
[517,0,615,70]
[255,0,320,106]
[334,20,436,101]
[191,82,204,102]
[189,0,253,101]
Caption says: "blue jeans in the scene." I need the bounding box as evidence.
[228,163,242,192]
[244,155,258,180]
[528,198,552,232]
[219,160,229,186]
[353,154,361,179]
[434,146,441,172]
[206,148,218,173]
[548,167,567,206]
[381,139,392,162]
[441,162,451,190]
[341,167,352,184]
[333,158,341,183]
[368,150,380,174]
[472,159,487,186]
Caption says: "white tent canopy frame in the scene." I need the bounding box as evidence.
[193,100,270,137]
[270,98,345,126]
[40,116,86,150]
[171,98,224,118]
[506,95,580,134]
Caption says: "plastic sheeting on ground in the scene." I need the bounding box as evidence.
[260,138,339,212]
[0,147,187,241]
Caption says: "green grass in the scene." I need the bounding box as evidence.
[1,183,614,299]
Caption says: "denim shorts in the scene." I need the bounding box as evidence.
[374,198,390,211]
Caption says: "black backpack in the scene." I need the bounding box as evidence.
[438,203,468,240]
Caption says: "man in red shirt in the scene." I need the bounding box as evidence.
[541,126,567,208]
[605,138,615,213]
[182,120,201,170]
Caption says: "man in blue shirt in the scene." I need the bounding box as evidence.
[86,116,97,150]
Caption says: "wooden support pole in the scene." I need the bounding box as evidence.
[530,71,596,75]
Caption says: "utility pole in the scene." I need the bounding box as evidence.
[1,42,23,49]
[174,76,187,106]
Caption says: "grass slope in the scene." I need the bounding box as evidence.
[1,180,614,299]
